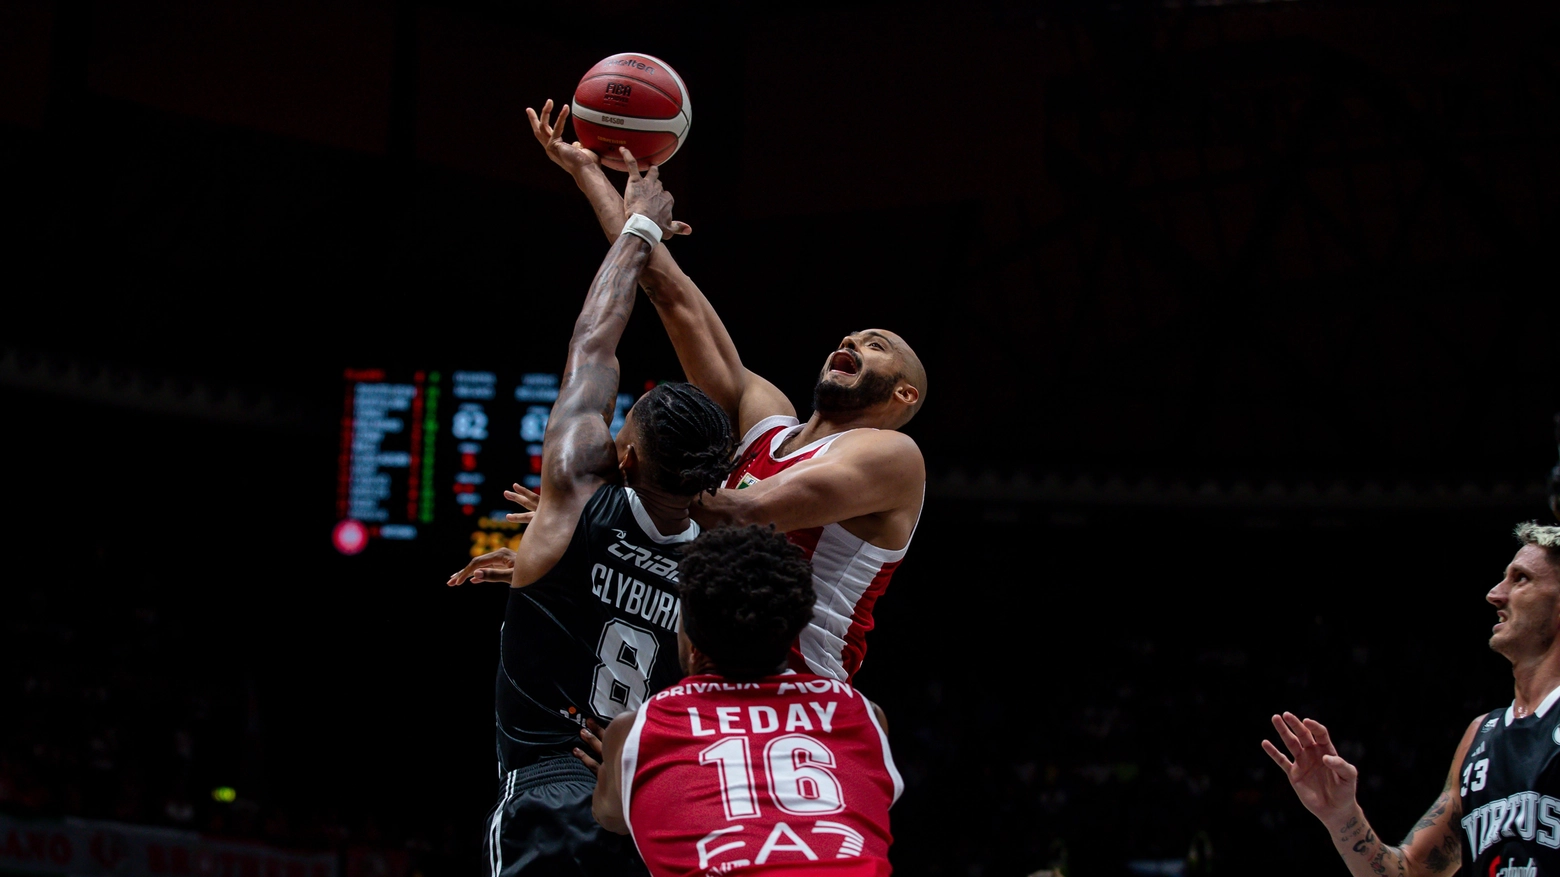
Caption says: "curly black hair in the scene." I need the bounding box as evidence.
[630,382,735,496]
[678,525,816,679]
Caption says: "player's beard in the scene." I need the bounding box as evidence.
[813,368,899,415]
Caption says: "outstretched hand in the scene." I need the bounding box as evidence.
[446,547,516,587]
[526,99,602,177]
[1261,712,1360,825]
[620,148,691,240]
[504,482,538,525]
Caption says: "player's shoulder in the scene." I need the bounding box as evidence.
[1455,710,1499,759]
[829,429,925,476]
[575,481,625,526]
[831,428,922,458]
[1467,709,1500,736]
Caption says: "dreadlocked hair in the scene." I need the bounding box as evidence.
[631,382,735,496]
[678,525,816,680]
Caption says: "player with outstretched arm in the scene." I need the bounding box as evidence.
[1264,522,1560,877]
[446,150,735,877]
[520,99,927,683]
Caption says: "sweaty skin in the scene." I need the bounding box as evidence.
[525,100,925,553]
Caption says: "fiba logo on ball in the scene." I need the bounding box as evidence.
[570,52,691,172]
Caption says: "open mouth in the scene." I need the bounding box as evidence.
[828,351,860,376]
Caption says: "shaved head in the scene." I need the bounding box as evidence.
[888,332,927,423]
[861,329,926,427]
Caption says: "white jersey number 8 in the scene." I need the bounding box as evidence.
[591,619,660,719]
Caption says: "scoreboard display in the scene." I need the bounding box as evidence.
[333,368,641,558]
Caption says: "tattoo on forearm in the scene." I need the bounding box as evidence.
[1423,833,1459,873]
[1353,829,1376,854]
[1367,843,1389,876]
[1401,790,1451,848]
[550,236,648,474]
[1397,786,1460,874]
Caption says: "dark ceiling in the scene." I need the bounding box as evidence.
[2,0,1556,506]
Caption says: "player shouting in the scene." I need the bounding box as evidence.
[1264,522,1560,877]
[447,150,734,877]
[524,99,927,682]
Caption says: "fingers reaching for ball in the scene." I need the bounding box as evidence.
[621,148,678,239]
[619,147,643,179]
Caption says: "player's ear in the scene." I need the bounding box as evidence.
[619,443,638,481]
[894,381,920,407]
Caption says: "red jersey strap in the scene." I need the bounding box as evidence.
[735,414,800,458]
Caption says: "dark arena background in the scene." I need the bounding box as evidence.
[3,1,1559,875]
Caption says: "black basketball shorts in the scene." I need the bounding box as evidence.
[484,754,648,877]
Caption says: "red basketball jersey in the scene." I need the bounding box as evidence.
[723,416,922,682]
[620,672,902,877]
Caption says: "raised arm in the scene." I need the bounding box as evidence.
[691,429,924,540]
[505,150,681,587]
[526,100,795,435]
[1263,711,1475,877]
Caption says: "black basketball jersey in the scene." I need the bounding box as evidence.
[1458,687,1560,876]
[494,483,696,774]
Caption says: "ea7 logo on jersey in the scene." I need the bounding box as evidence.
[1486,717,1503,732]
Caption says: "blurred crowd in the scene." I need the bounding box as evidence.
[0,581,457,877]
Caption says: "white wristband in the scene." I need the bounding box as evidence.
[621,213,663,248]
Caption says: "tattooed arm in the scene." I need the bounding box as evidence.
[506,150,680,588]
[1264,712,1479,877]
[526,100,794,437]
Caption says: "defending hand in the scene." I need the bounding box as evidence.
[446,547,517,587]
[1261,712,1360,826]
[572,718,608,776]
[504,482,538,525]
[526,99,602,177]
[620,148,691,240]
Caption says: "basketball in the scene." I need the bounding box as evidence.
[570,53,691,172]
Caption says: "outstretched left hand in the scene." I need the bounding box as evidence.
[525,99,602,178]
[446,547,516,587]
[504,482,539,525]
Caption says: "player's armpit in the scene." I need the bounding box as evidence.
[591,712,635,835]
[696,430,924,538]
[1397,716,1481,876]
